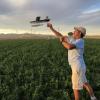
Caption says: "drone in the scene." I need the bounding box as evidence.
[30,16,50,27]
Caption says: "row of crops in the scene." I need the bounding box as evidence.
[0,39,100,100]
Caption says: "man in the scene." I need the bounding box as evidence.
[47,22,97,100]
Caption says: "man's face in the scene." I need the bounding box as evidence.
[73,30,81,39]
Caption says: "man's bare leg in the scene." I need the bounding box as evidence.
[73,89,80,100]
[83,82,97,100]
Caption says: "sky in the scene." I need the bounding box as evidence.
[0,0,100,35]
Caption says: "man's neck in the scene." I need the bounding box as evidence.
[74,37,81,40]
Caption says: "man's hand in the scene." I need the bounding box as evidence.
[60,36,68,42]
[47,22,53,28]
[60,36,66,42]
[60,37,64,42]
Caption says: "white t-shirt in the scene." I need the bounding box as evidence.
[68,38,86,68]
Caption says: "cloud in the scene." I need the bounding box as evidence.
[78,7,100,26]
[0,0,100,34]
[7,0,28,7]
[82,8,100,14]
[0,0,13,14]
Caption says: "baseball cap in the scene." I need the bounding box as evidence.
[74,27,86,36]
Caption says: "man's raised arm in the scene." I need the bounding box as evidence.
[47,22,63,38]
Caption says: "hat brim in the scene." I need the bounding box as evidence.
[74,27,80,31]
[74,27,86,35]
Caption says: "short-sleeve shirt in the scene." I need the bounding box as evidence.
[68,38,86,68]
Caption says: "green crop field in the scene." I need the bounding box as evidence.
[0,39,100,100]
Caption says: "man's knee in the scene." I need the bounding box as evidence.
[83,82,89,87]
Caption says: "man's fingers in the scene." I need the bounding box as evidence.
[60,36,63,42]
[59,36,67,42]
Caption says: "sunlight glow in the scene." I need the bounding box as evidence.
[8,0,27,7]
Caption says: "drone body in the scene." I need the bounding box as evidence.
[30,16,50,27]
